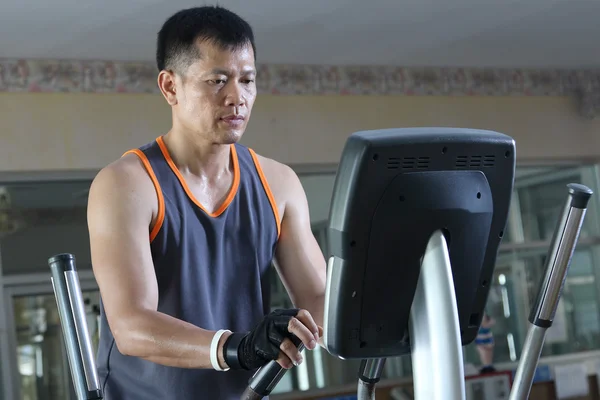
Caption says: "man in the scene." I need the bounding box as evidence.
[87,6,327,399]
[475,313,496,374]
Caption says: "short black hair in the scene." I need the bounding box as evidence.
[156,6,256,73]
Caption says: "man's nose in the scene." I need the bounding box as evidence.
[225,83,245,107]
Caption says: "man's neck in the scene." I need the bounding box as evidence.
[162,130,232,179]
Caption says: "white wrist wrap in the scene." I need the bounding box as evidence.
[210,329,232,371]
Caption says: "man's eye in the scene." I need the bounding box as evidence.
[209,79,226,85]
[243,79,255,84]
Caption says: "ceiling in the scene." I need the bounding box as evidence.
[1,0,599,68]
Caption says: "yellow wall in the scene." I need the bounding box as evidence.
[1,92,599,172]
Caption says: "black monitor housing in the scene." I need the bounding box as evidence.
[323,127,516,359]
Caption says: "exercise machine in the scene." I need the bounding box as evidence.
[48,128,593,400]
[243,128,592,399]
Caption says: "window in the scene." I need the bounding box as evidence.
[10,291,100,400]
[0,180,92,275]
[463,164,600,367]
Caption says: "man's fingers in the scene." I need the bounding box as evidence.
[279,337,302,368]
[276,359,294,369]
[287,309,319,347]
[268,308,320,370]
[295,309,319,339]
[287,316,317,351]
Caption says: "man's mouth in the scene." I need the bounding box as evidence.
[221,115,245,121]
[220,115,245,127]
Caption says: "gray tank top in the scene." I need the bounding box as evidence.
[96,136,279,399]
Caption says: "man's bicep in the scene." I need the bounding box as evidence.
[87,165,159,328]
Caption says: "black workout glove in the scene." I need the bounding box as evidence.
[222,308,301,370]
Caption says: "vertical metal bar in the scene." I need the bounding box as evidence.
[356,358,386,400]
[507,190,530,356]
[64,270,101,394]
[510,183,593,400]
[409,230,465,400]
[357,379,377,400]
[48,254,88,400]
[0,296,16,400]
[4,293,23,399]
[0,249,20,400]
[0,242,10,400]
[358,358,386,380]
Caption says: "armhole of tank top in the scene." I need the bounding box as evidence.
[247,148,281,238]
[122,149,165,243]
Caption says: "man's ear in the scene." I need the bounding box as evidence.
[157,70,178,106]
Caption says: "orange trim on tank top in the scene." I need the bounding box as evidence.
[155,136,240,218]
[248,149,281,238]
[122,149,165,242]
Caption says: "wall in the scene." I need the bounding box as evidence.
[1,92,600,173]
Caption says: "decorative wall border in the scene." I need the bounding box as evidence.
[1,58,599,101]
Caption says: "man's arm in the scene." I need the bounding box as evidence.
[270,165,327,332]
[87,157,230,369]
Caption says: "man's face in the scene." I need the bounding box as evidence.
[169,40,257,145]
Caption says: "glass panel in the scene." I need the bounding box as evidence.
[499,166,565,244]
[464,243,600,367]
[462,164,600,370]
[0,180,93,275]
[298,174,337,225]
[12,290,100,400]
[507,165,599,243]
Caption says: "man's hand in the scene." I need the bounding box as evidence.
[222,308,320,370]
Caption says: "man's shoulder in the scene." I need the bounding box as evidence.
[250,152,305,213]
[252,152,298,190]
[91,153,155,197]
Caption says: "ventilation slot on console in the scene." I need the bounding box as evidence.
[483,155,496,167]
[455,155,495,169]
[387,157,430,170]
